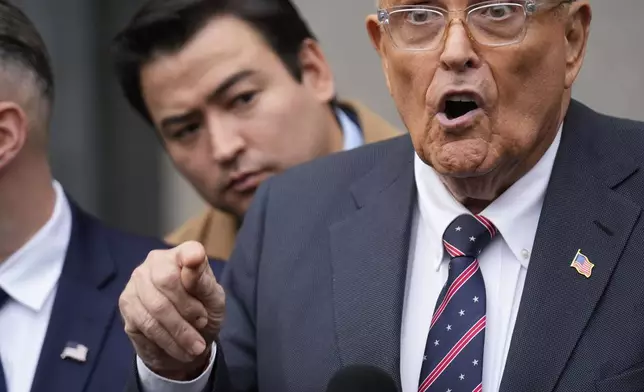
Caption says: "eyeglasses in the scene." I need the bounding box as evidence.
[377,0,575,51]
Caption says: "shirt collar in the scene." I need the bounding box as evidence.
[0,181,72,311]
[336,107,364,151]
[482,128,562,268]
[415,126,562,271]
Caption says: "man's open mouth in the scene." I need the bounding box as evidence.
[441,93,482,120]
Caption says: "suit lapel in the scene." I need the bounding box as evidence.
[330,136,416,388]
[499,101,641,392]
[30,203,116,392]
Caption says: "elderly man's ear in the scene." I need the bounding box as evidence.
[365,14,392,92]
[564,1,592,89]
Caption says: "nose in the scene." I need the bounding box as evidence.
[439,20,481,72]
[206,116,245,164]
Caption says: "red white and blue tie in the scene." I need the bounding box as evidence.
[418,214,497,392]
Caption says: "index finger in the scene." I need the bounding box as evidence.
[175,241,215,295]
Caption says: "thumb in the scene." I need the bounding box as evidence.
[176,241,219,302]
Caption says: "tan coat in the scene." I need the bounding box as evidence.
[165,100,402,260]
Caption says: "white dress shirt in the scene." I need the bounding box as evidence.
[138,107,367,392]
[0,181,72,392]
[401,128,562,392]
[337,107,364,151]
[140,126,561,391]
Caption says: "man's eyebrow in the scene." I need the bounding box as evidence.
[207,69,257,102]
[159,70,257,130]
[160,110,199,131]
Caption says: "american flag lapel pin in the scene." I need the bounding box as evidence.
[60,342,88,363]
[570,249,594,279]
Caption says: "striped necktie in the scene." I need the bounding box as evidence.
[418,214,497,392]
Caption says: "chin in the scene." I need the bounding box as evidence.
[440,168,492,179]
[432,142,493,174]
[440,171,502,200]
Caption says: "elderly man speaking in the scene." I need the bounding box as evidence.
[120,0,644,391]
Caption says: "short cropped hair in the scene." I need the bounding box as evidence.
[0,0,54,103]
[112,0,317,124]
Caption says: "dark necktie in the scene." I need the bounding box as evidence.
[418,214,497,392]
[0,289,9,392]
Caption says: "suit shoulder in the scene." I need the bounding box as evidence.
[268,134,411,195]
[599,112,644,158]
[573,102,644,155]
[611,115,644,139]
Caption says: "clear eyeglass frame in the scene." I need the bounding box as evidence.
[377,0,575,51]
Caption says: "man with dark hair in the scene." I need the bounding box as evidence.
[112,0,401,261]
[0,2,224,391]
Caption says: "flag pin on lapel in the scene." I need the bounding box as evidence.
[570,249,594,278]
[60,342,88,363]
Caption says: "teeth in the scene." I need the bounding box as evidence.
[446,94,476,102]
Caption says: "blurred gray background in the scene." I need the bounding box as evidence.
[12,0,644,237]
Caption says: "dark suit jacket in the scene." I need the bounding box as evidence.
[28,201,225,392]
[128,100,644,391]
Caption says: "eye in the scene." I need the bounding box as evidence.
[229,91,258,110]
[171,122,200,140]
[481,5,515,20]
[404,10,435,25]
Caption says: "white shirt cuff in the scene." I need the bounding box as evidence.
[137,343,217,392]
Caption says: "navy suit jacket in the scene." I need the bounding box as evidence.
[28,200,225,392]
[129,100,644,391]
